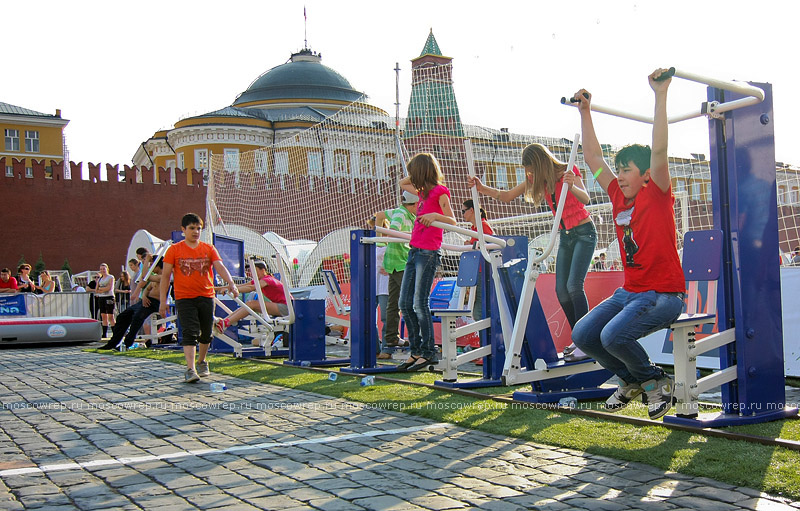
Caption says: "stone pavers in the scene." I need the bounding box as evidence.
[0,346,798,510]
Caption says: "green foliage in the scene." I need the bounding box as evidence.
[33,253,46,280]
[61,258,72,275]
[16,254,26,270]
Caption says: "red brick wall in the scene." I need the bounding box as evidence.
[0,157,206,275]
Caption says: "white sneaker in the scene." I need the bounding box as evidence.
[642,373,675,420]
[605,380,644,411]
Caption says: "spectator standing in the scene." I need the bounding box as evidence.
[17,264,35,293]
[95,263,116,338]
[0,268,18,293]
[35,271,56,294]
[116,271,131,311]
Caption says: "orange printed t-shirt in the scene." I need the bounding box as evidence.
[164,241,221,300]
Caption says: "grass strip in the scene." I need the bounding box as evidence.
[89,348,800,500]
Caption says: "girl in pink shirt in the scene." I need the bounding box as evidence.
[396,153,456,371]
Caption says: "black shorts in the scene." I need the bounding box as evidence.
[175,296,215,346]
[98,296,116,314]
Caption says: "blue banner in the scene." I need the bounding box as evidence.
[0,295,26,316]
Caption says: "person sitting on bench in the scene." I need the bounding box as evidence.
[215,260,289,332]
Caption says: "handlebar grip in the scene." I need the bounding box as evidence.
[654,67,676,82]
[560,92,590,104]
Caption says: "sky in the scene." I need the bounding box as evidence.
[5,0,798,168]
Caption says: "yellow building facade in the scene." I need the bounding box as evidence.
[132,49,385,184]
[1,102,68,177]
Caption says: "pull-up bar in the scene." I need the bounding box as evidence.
[560,67,765,124]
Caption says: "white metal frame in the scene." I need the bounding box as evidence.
[212,256,296,357]
[561,67,765,124]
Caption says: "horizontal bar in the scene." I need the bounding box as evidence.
[431,220,507,248]
[561,67,765,125]
[689,328,735,357]
[693,365,738,398]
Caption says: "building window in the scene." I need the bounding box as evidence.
[165,159,176,170]
[334,150,349,176]
[5,166,12,177]
[791,186,799,204]
[25,167,33,178]
[177,152,185,170]
[515,166,525,186]
[691,182,703,200]
[254,149,268,174]
[4,129,19,151]
[495,165,508,190]
[223,149,239,172]
[308,151,322,176]
[25,131,39,153]
[194,149,208,171]
[274,151,289,175]
[359,152,375,178]
[778,185,787,205]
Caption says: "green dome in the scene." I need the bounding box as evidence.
[233,50,363,106]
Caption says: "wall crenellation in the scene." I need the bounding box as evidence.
[2,157,207,188]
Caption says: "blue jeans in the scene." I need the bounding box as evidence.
[398,247,441,362]
[555,221,596,328]
[571,288,684,383]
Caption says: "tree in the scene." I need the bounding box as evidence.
[16,254,26,270]
[33,253,46,281]
[61,259,73,276]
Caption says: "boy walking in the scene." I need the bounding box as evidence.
[570,69,685,420]
[159,213,238,383]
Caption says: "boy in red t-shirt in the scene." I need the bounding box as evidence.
[570,69,685,420]
[159,213,238,383]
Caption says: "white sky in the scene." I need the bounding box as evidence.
[5,0,798,168]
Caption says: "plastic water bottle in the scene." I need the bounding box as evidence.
[360,375,375,387]
[558,396,578,409]
[328,372,338,381]
[300,361,311,367]
[118,344,126,352]
[210,383,227,393]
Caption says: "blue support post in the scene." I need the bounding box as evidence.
[341,229,397,374]
[664,82,797,426]
[284,299,333,366]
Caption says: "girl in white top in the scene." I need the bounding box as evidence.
[95,263,116,338]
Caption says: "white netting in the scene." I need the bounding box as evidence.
[208,62,800,287]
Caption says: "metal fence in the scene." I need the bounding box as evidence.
[20,292,94,319]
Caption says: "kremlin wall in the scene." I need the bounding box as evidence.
[0,157,206,273]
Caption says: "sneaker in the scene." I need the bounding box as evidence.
[641,373,676,420]
[214,317,229,334]
[605,380,644,411]
[185,369,200,383]
[197,361,210,377]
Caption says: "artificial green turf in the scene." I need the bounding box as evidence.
[88,348,800,499]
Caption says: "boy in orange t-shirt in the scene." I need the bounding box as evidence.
[160,213,238,383]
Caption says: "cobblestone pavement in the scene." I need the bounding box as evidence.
[1,346,798,511]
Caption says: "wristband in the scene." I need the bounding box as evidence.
[593,168,603,179]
